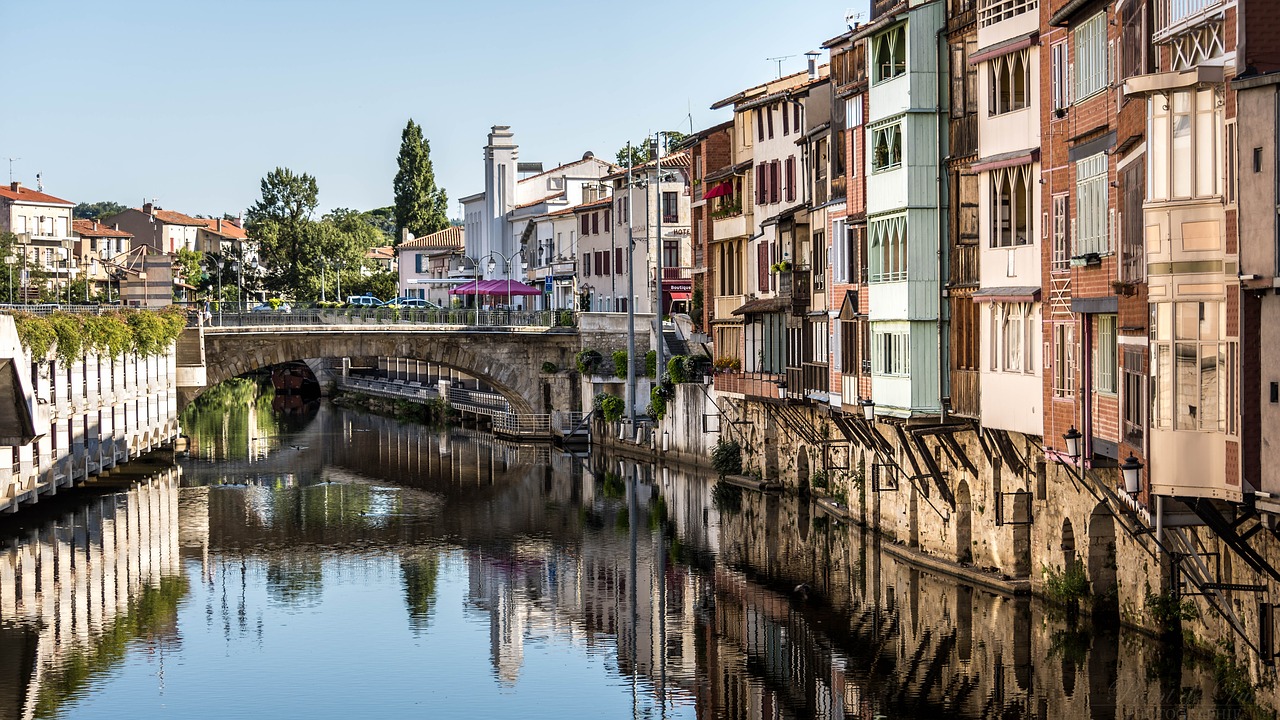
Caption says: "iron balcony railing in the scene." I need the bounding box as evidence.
[201,308,578,330]
[1154,0,1221,36]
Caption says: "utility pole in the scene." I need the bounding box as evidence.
[652,134,665,386]
[625,142,637,429]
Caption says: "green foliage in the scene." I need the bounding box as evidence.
[614,130,688,167]
[1042,558,1090,608]
[597,394,626,422]
[649,387,666,421]
[601,471,626,499]
[246,167,319,295]
[1145,589,1198,631]
[810,470,829,490]
[612,350,629,378]
[644,350,657,377]
[713,356,741,373]
[712,481,743,514]
[173,248,204,289]
[345,270,398,301]
[576,349,602,375]
[557,310,576,327]
[73,201,127,220]
[394,119,449,242]
[711,439,742,477]
[540,361,557,374]
[665,355,704,384]
[690,285,704,330]
[14,308,186,363]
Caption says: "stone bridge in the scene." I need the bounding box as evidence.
[178,323,582,414]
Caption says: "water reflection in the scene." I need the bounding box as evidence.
[0,396,1254,719]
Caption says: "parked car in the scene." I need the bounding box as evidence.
[381,297,441,309]
[251,302,292,313]
[346,295,382,307]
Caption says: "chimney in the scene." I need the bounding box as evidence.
[143,202,154,215]
[806,51,821,80]
[217,218,223,232]
[9,181,19,192]
[93,221,99,231]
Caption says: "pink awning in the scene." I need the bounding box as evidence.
[449,279,544,296]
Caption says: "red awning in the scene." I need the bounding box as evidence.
[703,181,733,200]
[449,279,544,296]
[668,291,691,301]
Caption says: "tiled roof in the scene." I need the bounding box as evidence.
[604,150,691,181]
[400,225,463,250]
[513,192,564,211]
[515,156,618,186]
[196,218,248,239]
[367,246,395,260]
[0,185,74,206]
[72,219,133,238]
[144,208,206,226]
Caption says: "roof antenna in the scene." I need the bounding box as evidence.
[35,172,42,192]
[767,55,796,78]
[5,158,18,184]
[845,8,865,29]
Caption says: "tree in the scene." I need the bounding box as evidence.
[245,167,319,295]
[74,201,127,220]
[173,248,204,292]
[614,130,689,167]
[393,119,449,243]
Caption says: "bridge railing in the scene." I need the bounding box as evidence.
[204,307,577,329]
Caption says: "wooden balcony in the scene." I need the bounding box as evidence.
[949,369,980,418]
[804,362,829,395]
[949,114,978,159]
[713,213,747,240]
[714,294,744,319]
[777,269,811,315]
[714,371,784,400]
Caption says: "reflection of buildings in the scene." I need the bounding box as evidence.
[0,467,184,719]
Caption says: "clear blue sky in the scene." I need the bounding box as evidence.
[1,0,867,218]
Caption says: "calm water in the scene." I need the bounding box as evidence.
[0,389,1251,719]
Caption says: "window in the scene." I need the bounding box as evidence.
[812,230,826,291]
[872,328,910,376]
[782,102,790,135]
[1094,314,1117,394]
[615,247,623,274]
[767,105,775,139]
[1050,41,1070,112]
[998,303,1032,373]
[1119,0,1151,80]
[1120,162,1145,283]
[757,109,765,142]
[661,192,678,223]
[663,240,680,269]
[873,25,907,84]
[580,214,589,236]
[771,160,782,203]
[1122,347,1146,447]
[1073,12,1108,102]
[594,251,604,276]
[592,212,599,235]
[605,208,610,232]
[1074,153,1109,256]
[1152,301,1233,432]
[1051,193,1070,271]
[582,253,591,277]
[871,123,902,172]
[991,163,1032,247]
[1053,323,1076,398]
[869,214,907,283]
[841,320,858,374]
[979,0,1038,26]
[988,49,1030,115]
[794,103,801,132]
[1149,88,1223,202]
[832,218,851,283]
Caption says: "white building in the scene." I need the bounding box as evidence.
[0,181,77,285]
[461,126,616,286]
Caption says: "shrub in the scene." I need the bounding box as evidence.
[649,386,667,421]
[1043,558,1090,609]
[575,349,602,375]
[1145,589,1198,632]
[14,308,187,363]
[541,361,558,374]
[644,350,657,377]
[598,394,626,422]
[612,350,629,378]
[557,310,575,327]
[666,355,688,384]
[711,439,742,477]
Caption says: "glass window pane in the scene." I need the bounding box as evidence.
[1176,342,1197,430]
[1176,302,1198,340]
[1200,342,1218,431]
[1199,300,1218,341]
[1156,343,1172,429]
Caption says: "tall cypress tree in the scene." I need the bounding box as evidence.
[393,119,449,244]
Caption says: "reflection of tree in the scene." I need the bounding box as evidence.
[401,552,441,631]
[266,556,324,609]
[32,575,189,719]
[182,378,281,461]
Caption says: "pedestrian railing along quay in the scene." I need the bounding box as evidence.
[336,375,439,402]
[205,308,578,330]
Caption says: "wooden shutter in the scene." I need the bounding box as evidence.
[756,164,766,205]
[757,242,770,291]
[602,248,611,275]
[604,209,610,232]
[767,106,774,139]
[580,214,589,236]
[615,247,623,273]
[786,157,796,202]
[757,109,765,141]
[772,161,781,204]
[783,102,790,135]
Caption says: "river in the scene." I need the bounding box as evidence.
[0,384,1251,719]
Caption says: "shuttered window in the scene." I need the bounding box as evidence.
[785,157,796,202]
[1074,153,1108,256]
[1073,12,1108,101]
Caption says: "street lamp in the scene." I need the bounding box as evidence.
[482,249,522,314]
[1063,426,1083,462]
[1121,454,1144,496]
[4,253,14,304]
[860,397,875,422]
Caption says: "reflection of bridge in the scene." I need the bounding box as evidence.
[180,316,582,416]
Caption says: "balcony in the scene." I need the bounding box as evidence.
[712,213,747,240]
[1154,0,1222,38]
[714,294,745,319]
[949,244,979,287]
[714,371,785,400]
[949,369,981,418]
[777,269,811,315]
[662,267,691,281]
[871,0,904,19]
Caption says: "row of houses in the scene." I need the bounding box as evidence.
[401,0,1275,515]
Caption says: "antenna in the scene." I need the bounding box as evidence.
[845,8,865,28]
[5,158,18,183]
[766,55,796,78]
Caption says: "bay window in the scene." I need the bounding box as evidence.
[869,214,907,282]
[1149,87,1223,202]
[991,163,1033,247]
[1152,301,1235,433]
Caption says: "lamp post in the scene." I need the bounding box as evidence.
[4,253,14,304]
[860,397,876,423]
[483,249,521,317]
[1121,454,1144,496]
[62,238,73,306]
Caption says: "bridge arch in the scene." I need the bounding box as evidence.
[190,327,581,415]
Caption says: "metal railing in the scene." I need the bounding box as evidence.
[491,412,551,438]
[203,307,577,330]
[336,375,439,402]
[1155,0,1221,35]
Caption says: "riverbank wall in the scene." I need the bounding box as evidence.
[594,378,1280,708]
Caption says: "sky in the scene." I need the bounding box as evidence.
[1,0,868,218]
